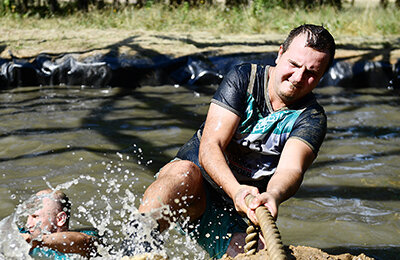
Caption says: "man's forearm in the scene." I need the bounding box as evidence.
[198,102,260,219]
[36,232,96,257]
[266,138,315,205]
[199,141,241,199]
[266,168,304,205]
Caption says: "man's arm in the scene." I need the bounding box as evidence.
[249,138,316,223]
[199,103,260,220]
[23,231,96,258]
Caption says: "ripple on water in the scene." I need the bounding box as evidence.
[1,85,400,259]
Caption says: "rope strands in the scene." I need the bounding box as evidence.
[244,195,287,260]
[244,224,259,255]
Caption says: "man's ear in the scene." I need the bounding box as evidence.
[275,45,284,64]
[56,211,67,227]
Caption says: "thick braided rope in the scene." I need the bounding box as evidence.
[244,195,287,260]
[244,223,259,255]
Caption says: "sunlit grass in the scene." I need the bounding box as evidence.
[1,2,400,37]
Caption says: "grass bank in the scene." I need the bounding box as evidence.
[1,1,400,62]
[1,1,400,37]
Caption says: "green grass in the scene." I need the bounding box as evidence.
[1,2,400,37]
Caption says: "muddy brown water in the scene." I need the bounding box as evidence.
[0,83,399,259]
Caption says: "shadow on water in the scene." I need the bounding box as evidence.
[0,85,207,173]
[80,87,206,172]
[0,146,124,162]
[317,90,400,108]
[324,124,400,141]
[312,145,400,171]
[296,185,400,201]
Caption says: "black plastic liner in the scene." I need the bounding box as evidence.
[0,52,399,89]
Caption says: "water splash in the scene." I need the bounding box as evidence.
[0,150,206,259]
[0,214,32,259]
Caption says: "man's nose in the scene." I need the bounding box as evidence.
[26,216,34,228]
[291,67,306,84]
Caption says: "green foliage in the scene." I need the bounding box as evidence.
[1,1,400,37]
[0,0,344,16]
[252,0,280,17]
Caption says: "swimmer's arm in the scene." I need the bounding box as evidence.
[199,103,259,216]
[24,232,97,258]
[20,232,31,242]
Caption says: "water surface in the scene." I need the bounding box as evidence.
[0,84,399,259]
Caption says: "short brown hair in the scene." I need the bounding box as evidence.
[282,24,336,71]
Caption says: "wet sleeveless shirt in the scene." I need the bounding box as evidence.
[198,63,327,192]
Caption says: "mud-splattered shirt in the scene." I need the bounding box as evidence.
[202,63,327,191]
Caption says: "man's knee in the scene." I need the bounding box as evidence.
[159,160,202,183]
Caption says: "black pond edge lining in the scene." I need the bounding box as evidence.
[0,52,399,89]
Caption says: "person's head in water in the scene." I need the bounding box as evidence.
[26,189,71,238]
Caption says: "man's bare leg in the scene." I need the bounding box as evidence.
[139,160,206,231]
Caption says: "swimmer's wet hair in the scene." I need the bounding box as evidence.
[39,189,71,220]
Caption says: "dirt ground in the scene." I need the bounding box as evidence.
[1,29,400,64]
[224,245,375,260]
[127,245,375,259]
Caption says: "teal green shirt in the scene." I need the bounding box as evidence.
[20,228,98,259]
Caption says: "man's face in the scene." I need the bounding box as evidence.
[271,33,330,105]
[26,196,59,238]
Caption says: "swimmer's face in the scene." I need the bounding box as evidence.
[26,194,59,238]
